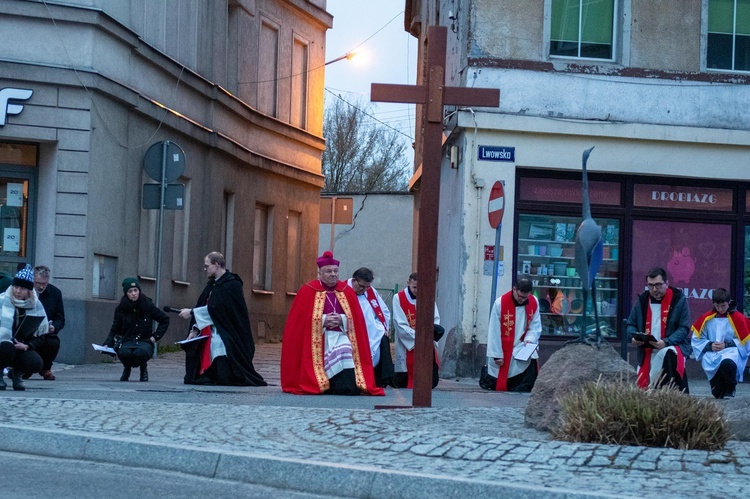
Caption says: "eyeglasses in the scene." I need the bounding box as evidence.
[647,281,666,289]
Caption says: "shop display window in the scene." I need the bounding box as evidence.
[517,214,620,338]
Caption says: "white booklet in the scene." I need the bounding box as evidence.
[175,335,209,345]
[513,342,538,362]
[92,343,116,354]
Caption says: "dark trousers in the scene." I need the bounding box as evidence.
[658,349,690,394]
[479,359,538,392]
[326,368,359,395]
[117,340,153,368]
[393,361,440,389]
[0,341,43,375]
[36,334,60,372]
[710,359,737,399]
[373,336,395,388]
[182,341,234,385]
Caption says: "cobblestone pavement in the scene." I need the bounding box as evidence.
[0,344,748,498]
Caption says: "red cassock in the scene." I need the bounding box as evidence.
[281,279,384,395]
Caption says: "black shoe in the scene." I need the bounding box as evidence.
[120,366,131,381]
[139,365,148,382]
[12,373,25,391]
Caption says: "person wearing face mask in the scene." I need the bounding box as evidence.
[0,264,50,390]
[281,251,383,396]
[691,288,749,399]
[102,278,169,382]
[481,277,541,392]
[626,266,692,392]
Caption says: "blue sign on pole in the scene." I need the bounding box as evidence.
[478,146,515,162]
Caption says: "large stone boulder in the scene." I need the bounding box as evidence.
[525,342,635,431]
[721,397,750,441]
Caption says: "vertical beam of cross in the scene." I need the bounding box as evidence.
[372,26,499,407]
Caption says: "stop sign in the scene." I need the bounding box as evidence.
[488,181,505,229]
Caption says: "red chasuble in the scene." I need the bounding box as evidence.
[495,291,538,391]
[281,279,384,395]
[637,288,685,389]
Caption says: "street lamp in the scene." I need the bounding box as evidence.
[325,51,357,66]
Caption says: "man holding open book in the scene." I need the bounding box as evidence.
[481,278,541,392]
[626,266,692,392]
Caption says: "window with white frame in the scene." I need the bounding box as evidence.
[708,0,750,71]
[291,36,309,129]
[550,0,615,60]
[258,20,279,117]
[253,203,273,290]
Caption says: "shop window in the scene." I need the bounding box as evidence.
[517,214,620,338]
[630,220,731,313]
[708,0,750,71]
[550,0,616,60]
[745,225,750,311]
[0,178,31,272]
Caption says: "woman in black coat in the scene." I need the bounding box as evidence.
[103,278,169,382]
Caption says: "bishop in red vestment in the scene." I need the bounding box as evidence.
[281,251,384,395]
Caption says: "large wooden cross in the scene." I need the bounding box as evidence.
[371,26,500,407]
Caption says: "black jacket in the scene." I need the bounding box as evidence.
[38,283,65,334]
[104,294,169,347]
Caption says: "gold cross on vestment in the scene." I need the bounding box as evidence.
[502,310,515,336]
[406,309,416,330]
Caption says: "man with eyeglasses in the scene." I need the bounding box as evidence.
[281,251,384,396]
[346,267,394,387]
[691,288,749,399]
[178,251,266,386]
[626,267,692,392]
[481,277,542,392]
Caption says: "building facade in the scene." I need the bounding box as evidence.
[318,192,414,300]
[0,0,331,362]
[405,0,750,377]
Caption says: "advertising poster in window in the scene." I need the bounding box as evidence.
[630,221,731,311]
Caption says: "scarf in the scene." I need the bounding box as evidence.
[0,289,49,344]
[495,291,538,391]
[637,287,673,389]
[691,309,750,345]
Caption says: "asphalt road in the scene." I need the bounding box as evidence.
[1,450,341,499]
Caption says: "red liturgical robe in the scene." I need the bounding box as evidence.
[281,279,384,395]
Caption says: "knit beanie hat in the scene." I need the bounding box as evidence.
[122,277,141,294]
[12,264,34,290]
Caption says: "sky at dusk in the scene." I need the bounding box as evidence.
[323,0,417,143]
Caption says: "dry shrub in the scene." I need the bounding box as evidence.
[553,379,729,450]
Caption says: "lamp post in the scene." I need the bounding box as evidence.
[325,52,357,66]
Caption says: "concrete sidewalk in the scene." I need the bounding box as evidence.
[1,343,749,498]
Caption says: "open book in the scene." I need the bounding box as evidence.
[92,343,116,354]
[175,335,209,345]
[632,333,658,346]
[513,342,538,362]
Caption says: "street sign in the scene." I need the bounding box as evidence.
[143,141,185,182]
[488,181,505,229]
[142,183,185,210]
